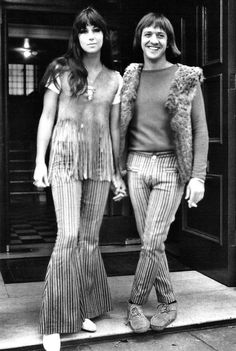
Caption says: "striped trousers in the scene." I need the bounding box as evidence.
[127,152,185,305]
[39,179,112,335]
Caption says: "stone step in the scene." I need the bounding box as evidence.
[9,149,35,160]
[10,191,47,204]
[9,159,34,170]
[10,180,38,192]
[9,170,34,181]
[1,272,236,351]
[9,140,34,150]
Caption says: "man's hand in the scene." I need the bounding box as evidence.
[112,173,127,202]
[185,178,205,208]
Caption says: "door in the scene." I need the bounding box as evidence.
[173,0,236,286]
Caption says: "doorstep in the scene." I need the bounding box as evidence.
[1,271,236,350]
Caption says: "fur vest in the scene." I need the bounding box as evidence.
[120,63,204,183]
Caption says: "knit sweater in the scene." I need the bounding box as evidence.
[120,63,209,183]
[129,65,177,152]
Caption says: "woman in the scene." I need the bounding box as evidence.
[33,7,126,351]
[120,13,209,333]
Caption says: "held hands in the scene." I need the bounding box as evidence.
[185,177,205,208]
[112,173,127,202]
[33,162,49,188]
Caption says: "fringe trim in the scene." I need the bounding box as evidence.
[48,119,114,183]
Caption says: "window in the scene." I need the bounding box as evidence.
[8,64,37,95]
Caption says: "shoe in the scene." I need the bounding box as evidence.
[43,333,60,351]
[82,318,97,332]
[127,303,150,333]
[150,302,177,331]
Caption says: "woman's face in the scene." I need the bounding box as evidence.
[141,25,168,62]
[78,24,104,55]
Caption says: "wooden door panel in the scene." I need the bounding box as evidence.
[176,0,235,285]
[180,5,198,66]
[182,175,223,244]
[204,74,223,143]
[202,0,223,66]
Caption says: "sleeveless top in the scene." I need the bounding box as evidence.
[47,66,122,183]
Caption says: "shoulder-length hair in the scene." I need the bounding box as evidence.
[133,12,181,62]
[42,7,113,96]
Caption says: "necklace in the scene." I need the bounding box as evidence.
[86,65,103,101]
[87,85,96,101]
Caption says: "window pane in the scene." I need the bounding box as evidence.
[8,64,37,96]
[8,64,24,95]
[26,64,34,95]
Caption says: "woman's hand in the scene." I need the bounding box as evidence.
[33,162,49,188]
[33,89,58,188]
[185,177,205,208]
[112,173,127,202]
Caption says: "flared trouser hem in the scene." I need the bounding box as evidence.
[39,179,111,335]
[127,152,185,305]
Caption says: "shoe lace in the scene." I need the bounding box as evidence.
[158,303,170,314]
[130,306,142,317]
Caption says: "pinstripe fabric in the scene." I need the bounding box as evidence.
[127,152,185,305]
[39,179,111,335]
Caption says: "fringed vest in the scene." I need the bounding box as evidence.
[48,67,120,183]
[120,63,204,184]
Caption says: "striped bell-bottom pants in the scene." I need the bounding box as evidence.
[127,151,185,305]
[39,179,112,335]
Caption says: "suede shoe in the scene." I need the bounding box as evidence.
[150,302,177,331]
[127,303,150,333]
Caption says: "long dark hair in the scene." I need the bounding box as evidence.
[133,12,181,62]
[42,7,113,96]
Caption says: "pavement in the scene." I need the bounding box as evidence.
[1,270,236,350]
[63,325,236,351]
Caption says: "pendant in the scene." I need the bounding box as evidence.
[87,85,96,101]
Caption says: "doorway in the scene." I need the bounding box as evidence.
[1,0,236,286]
[7,9,71,251]
[5,5,139,258]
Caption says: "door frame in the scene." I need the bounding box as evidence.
[178,0,236,286]
[0,0,81,252]
[226,0,236,284]
[0,5,9,252]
